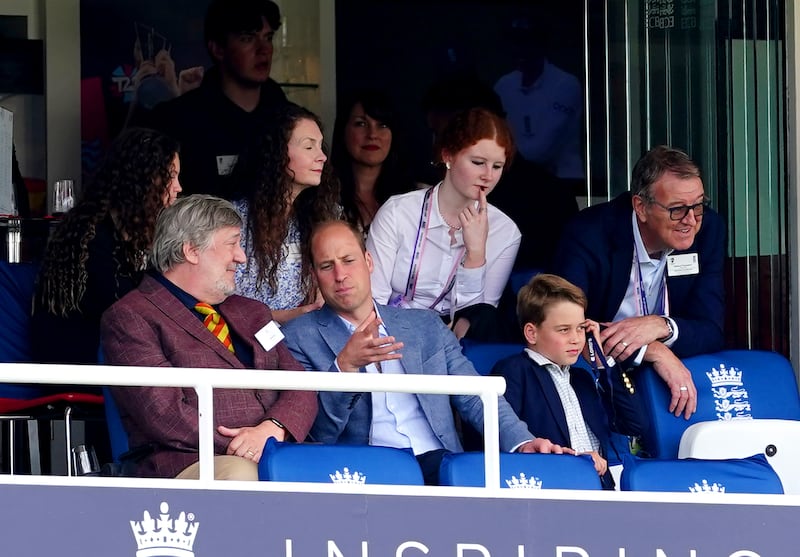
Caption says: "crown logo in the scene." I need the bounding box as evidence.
[706,364,743,387]
[329,467,367,485]
[130,501,199,557]
[505,472,543,489]
[688,479,726,493]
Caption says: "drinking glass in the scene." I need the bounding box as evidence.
[71,444,100,476]
[52,179,75,215]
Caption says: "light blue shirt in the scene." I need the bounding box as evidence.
[336,305,444,455]
[614,212,680,364]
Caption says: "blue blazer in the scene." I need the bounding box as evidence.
[282,304,533,453]
[492,352,626,489]
[552,192,725,358]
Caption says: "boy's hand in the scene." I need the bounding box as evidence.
[582,450,608,476]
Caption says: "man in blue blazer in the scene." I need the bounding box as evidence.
[283,221,567,484]
[553,145,725,420]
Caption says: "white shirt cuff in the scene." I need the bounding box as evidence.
[511,438,535,453]
[633,345,648,366]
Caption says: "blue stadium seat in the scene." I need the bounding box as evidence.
[258,439,424,485]
[638,350,800,458]
[620,453,783,494]
[102,386,129,463]
[678,419,800,494]
[439,451,602,489]
[508,268,543,296]
[460,339,522,375]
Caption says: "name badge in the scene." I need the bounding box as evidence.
[216,154,238,176]
[667,253,699,277]
[255,320,285,352]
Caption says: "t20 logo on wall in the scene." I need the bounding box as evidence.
[110,64,138,102]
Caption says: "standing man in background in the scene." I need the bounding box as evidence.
[144,0,288,198]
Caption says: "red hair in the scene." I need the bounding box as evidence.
[435,108,515,165]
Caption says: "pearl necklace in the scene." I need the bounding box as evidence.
[437,206,462,230]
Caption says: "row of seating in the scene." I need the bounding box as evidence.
[461,339,800,494]
[258,440,784,493]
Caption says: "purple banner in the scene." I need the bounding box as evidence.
[0,484,791,556]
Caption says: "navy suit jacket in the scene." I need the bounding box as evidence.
[552,192,725,358]
[491,351,647,488]
[491,351,647,447]
[282,304,534,453]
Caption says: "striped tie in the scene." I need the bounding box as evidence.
[194,302,235,353]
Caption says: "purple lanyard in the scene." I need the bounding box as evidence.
[403,186,465,311]
[632,246,668,317]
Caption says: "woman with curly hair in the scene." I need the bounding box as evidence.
[232,103,340,324]
[31,128,181,363]
[331,89,415,234]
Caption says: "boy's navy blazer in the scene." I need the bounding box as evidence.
[552,192,725,358]
[492,350,648,439]
[491,352,611,451]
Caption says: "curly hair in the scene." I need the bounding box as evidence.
[36,128,179,316]
[235,103,341,297]
[331,89,415,230]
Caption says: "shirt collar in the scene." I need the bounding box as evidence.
[430,182,450,230]
[524,347,570,374]
[336,300,387,336]
[631,210,674,264]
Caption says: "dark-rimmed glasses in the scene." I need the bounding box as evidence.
[649,199,709,221]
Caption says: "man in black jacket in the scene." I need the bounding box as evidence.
[144,0,288,198]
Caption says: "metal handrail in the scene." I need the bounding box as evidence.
[0,363,505,487]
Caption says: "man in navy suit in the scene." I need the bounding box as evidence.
[553,145,725,420]
[282,221,567,484]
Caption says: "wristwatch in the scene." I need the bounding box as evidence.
[659,317,674,342]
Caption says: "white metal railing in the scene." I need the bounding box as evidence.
[0,363,505,488]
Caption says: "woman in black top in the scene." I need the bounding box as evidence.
[331,89,415,234]
[31,128,182,363]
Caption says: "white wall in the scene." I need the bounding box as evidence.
[43,0,81,198]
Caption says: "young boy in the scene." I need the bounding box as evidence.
[491,274,615,488]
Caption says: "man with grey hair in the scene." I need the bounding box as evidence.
[101,194,317,480]
[553,145,725,429]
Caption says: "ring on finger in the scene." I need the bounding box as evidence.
[621,341,629,347]
[679,385,688,392]
[246,449,256,457]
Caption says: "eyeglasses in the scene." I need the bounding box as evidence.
[649,199,709,221]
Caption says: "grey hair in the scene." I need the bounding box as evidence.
[630,145,701,201]
[149,194,243,273]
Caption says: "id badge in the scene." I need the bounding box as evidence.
[216,154,238,176]
[667,253,699,276]
[255,320,285,351]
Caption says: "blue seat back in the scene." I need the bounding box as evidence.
[102,386,130,463]
[0,261,39,363]
[621,453,784,494]
[460,339,523,376]
[508,268,543,295]
[639,350,800,458]
[439,452,602,489]
[258,439,424,485]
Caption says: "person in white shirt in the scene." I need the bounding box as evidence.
[365,108,521,340]
[494,15,584,181]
